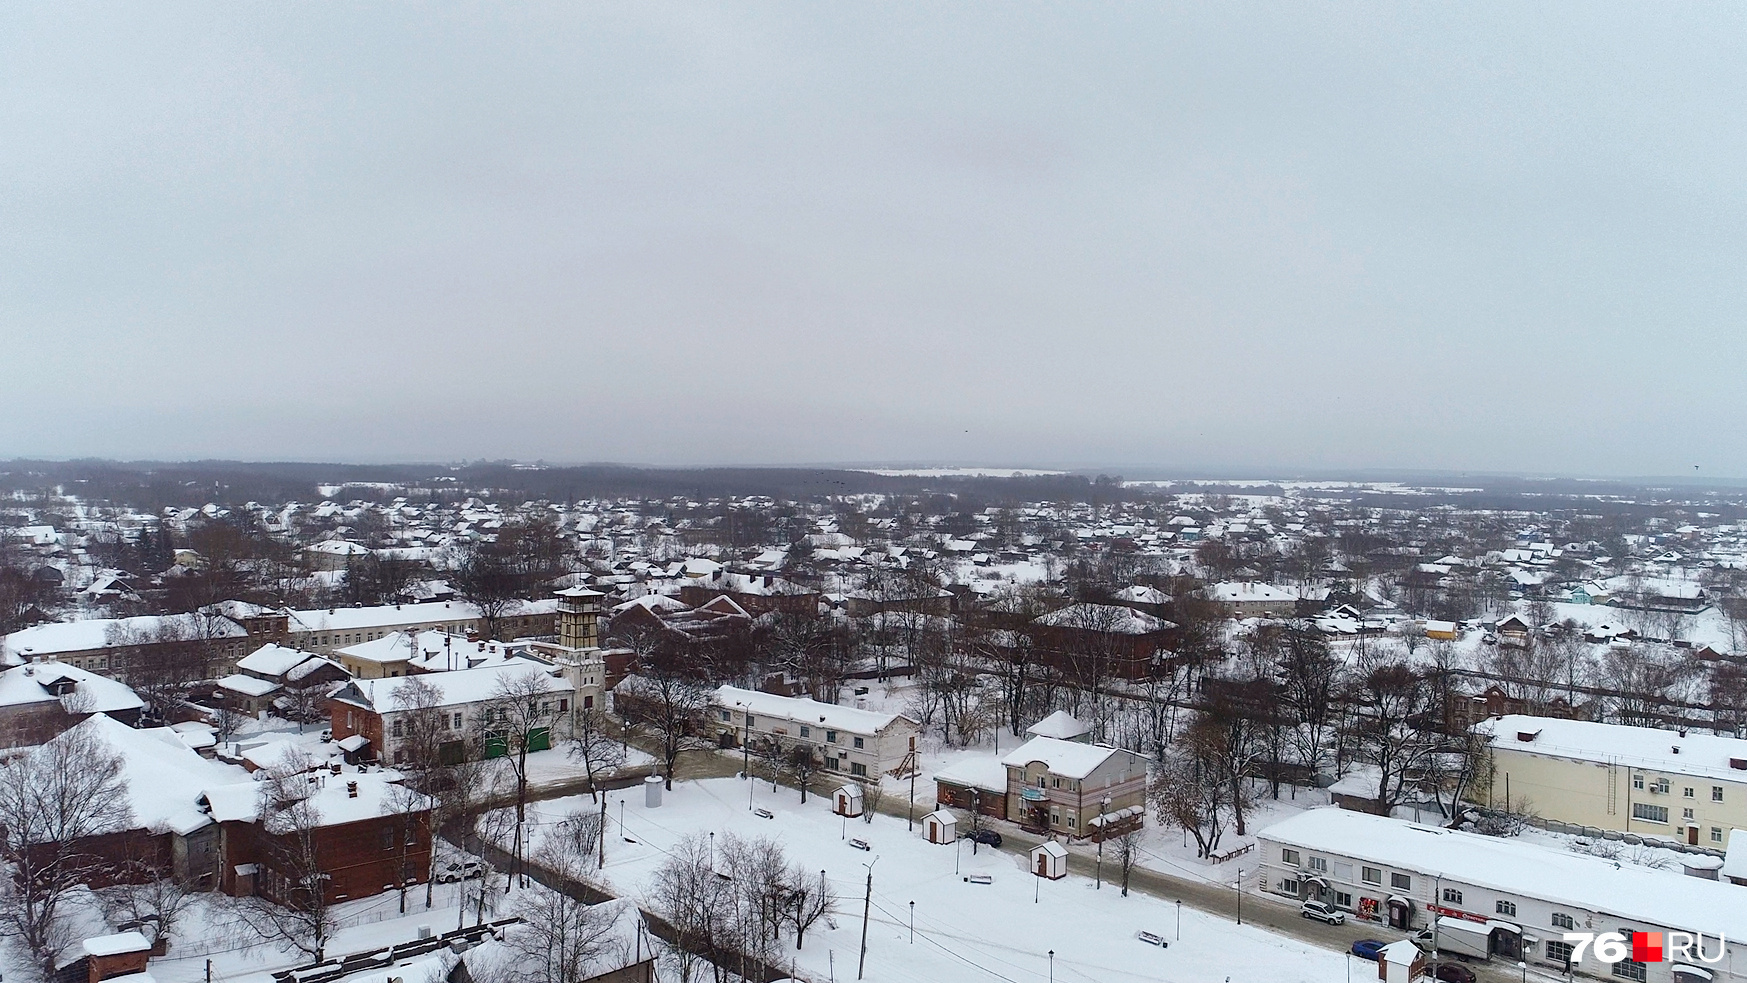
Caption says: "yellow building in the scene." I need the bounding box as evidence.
[1483,714,1747,847]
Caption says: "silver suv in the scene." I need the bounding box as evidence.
[1300,899,1347,925]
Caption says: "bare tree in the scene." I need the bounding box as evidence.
[100,860,194,952]
[1354,664,1441,816]
[629,645,715,791]
[858,778,883,823]
[498,824,622,983]
[1150,718,1246,858]
[1112,828,1143,897]
[787,740,820,803]
[650,833,731,983]
[0,727,133,975]
[483,668,567,885]
[232,750,336,962]
[785,864,834,949]
[567,704,627,801]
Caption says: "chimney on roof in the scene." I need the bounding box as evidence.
[346,781,358,798]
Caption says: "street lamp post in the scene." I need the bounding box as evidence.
[1234,868,1245,925]
[1048,950,1055,983]
[1095,797,1109,889]
[1176,899,1181,940]
[909,901,915,944]
[1519,962,1527,983]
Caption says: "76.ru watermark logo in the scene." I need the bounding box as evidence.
[1563,932,1727,965]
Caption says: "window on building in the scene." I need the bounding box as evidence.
[1713,787,1725,802]
[1333,862,1353,880]
[1633,774,1645,789]
[1362,866,1382,884]
[1546,940,1574,965]
[1442,888,1463,905]
[853,736,865,749]
[1611,960,1647,982]
[393,749,404,764]
[380,829,394,850]
[1309,856,1328,873]
[1282,848,1300,865]
[1391,873,1411,890]
[800,726,811,738]
[720,710,731,722]
[452,712,463,729]
[541,702,553,717]
[558,699,568,713]
[1067,815,1076,828]
[1497,900,1517,917]
[392,719,403,737]
[1631,803,1668,824]
[850,762,867,777]
[1683,808,1694,820]
[582,695,592,709]
[744,713,754,727]
[1713,827,1725,843]
[1335,891,1353,908]
[1552,913,1576,930]
[1684,787,1695,798]
[826,730,838,743]
[1281,879,1300,895]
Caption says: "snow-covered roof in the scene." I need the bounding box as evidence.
[55,715,251,835]
[83,932,151,957]
[3,613,245,660]
[217,673,280,698]
[206,770,432,829]
[612,594,692,616]
[1483,714,1747,783]
[933,756,1008,794]
[1025,710,1090,741]
[236,643,318,678]
[288,601,480,634]
[1258,807,1747,942]
[1722,828,1747,883]
[1032,603,1174,634]
[1206,582,1299,603]
[1000,736,1132,780]
[334,662,571,713]
[0,661,145,714]
[714,685,915,735]
[1112,585,1169,605]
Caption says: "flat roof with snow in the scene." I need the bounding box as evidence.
[1257,807,1747,942]
[1484,714,1747,783]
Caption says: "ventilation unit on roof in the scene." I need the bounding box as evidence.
[1731,758,1747,770]
[1517,731,1539,742]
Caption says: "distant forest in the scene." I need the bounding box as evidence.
[1,459,1744,515]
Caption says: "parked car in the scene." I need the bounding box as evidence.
[970,829,1003,848]
[1434,964,1477,983]
[1300,900,1347,925]
[1351,939,1387,961]
[435,859,486,883]
[319,728,333,743]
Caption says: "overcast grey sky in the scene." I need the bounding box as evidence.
[4,3,1744,476]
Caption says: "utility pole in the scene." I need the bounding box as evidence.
[858,858,878,980]
[598,793,607,868]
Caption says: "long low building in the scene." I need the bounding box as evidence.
[1256,807,1746,983]
[710,685,919,780]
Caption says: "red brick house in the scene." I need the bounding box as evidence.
[1028,603,1179,682]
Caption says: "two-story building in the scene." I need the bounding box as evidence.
[1257,808,1745,983]
[1001,736,1145,840]
[710,686,919,779]
[1482,715,1747,847]
[328,661,577,766]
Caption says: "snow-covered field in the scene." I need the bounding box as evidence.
[491,777,1351,983]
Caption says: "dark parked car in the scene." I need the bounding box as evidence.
[1351,939,1387,961]
[1435,964,1477,983]
[970,829,1003,848]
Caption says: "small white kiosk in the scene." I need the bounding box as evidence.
[922,810,957,844]
[1030,840,1068,880]
[833,784,864,818]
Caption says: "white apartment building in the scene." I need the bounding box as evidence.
[710,685,919,779]
[1257,808,1745,983]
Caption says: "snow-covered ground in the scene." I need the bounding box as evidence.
[488,777,1352,983]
